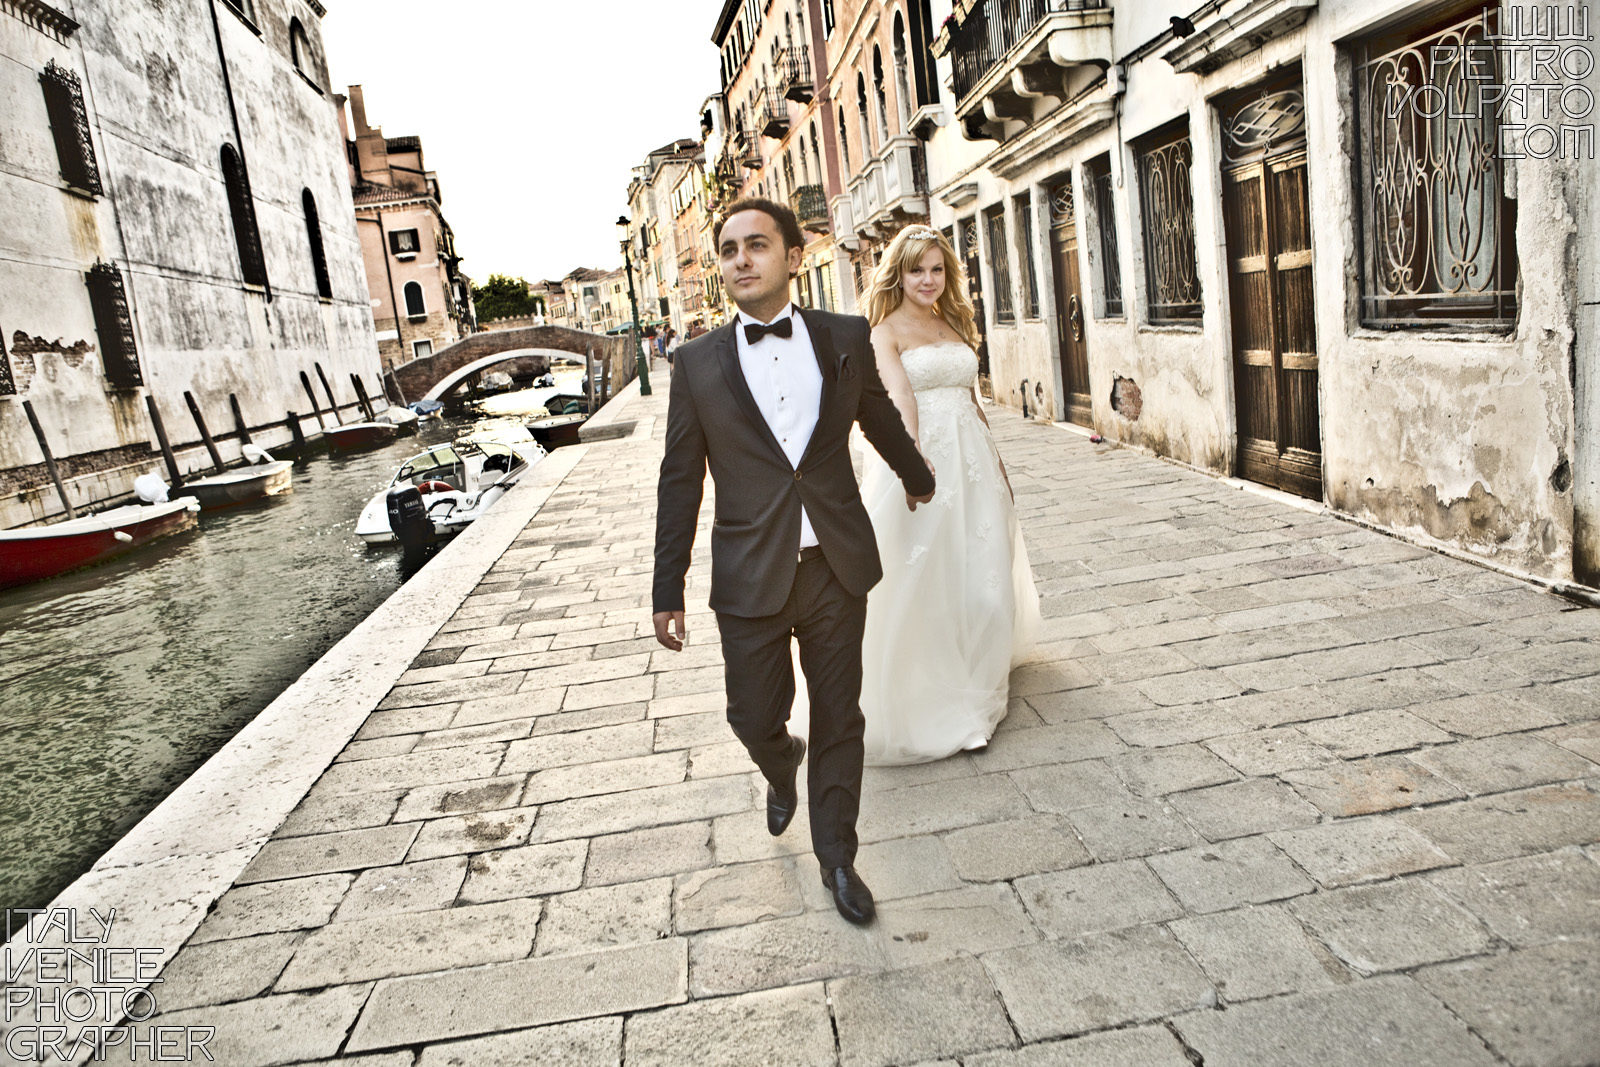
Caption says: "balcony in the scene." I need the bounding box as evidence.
[790,184,830,233]
[758,87,790,139]
[729,129,762,169]
[935,0,1112,142]
[847,136,929,239]
[776,45,814,103]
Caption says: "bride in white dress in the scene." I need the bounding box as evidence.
[857,225,1041,765]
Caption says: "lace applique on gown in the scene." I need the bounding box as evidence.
[858,341,1041,765]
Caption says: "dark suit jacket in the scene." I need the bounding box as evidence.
[653,307,936,618]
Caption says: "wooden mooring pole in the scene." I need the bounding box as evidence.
[145,395,183,490]
[229,393,253,446]
[21,399,76,520]
[299,372,327,429]
[285,411,307,454]
[351,374,376,421]
[314,363,344,425]
[184,391,226,473]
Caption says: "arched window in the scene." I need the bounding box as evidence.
[892,14,912,129]
[856,73,873,157]
[837,106,850,172]
[220,144,267,288]
[872,46,890,140]
[783,152,795,193]
[811,122,824,186]
[302,189,332,299]
[798,135,810,185]
[403,281,425,318]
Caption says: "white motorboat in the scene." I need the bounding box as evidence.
[373,405,420,434]
[172,448,293,509]
[355,431,544,546]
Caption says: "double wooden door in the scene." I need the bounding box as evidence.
[1220,72,1322,499]
[1048,179,1090,426]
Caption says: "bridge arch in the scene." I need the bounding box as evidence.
[386,324,631,404]
[422,348,579,402]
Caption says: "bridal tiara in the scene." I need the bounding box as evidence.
[901,225,941,241]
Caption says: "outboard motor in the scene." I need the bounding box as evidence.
[386,485,431,560]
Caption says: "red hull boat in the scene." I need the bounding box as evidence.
[0,499,201,590]
[324,422,398,453]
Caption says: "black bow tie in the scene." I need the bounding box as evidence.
[744,317,793,345]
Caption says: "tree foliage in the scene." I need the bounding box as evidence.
[472,274,540,322]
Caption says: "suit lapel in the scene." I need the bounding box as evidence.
[714,320,789,464]
[799,308,839,467]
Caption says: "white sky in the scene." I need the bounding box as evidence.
[322,2,722,284]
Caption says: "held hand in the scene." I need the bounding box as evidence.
[653,610,687,651]
[906,489,935,512]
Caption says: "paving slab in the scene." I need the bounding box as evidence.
[623,984,833,1067]
[1014,859,1182,938]
[870,883,1040,969]
[1415,941,1600,1067]
[1172,974,1498,1066]
[1427,848,1600,946]
[347,938,688,1050]
[1289,879,1494,974]
[416,1017,622,1067]
[964,1027,1193,1067]
[1169,904,1346,1001]
[830,957,1016,1067]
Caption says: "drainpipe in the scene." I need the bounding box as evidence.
[358,212,403,375]
[207,0,270,301]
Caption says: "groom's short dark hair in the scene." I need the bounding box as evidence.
[714,198,804,252]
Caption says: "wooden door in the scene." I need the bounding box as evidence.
[1048,179,1090,426]
[1221,74,1321,499]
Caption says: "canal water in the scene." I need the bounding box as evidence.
[0,373,583,915]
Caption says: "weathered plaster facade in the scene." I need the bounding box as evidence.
[338,84,473,371]
[918,0,1597,582]
[0,0,381,529]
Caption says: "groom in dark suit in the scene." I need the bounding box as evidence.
[653,199,935,925]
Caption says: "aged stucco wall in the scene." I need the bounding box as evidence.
[1,0,379,528]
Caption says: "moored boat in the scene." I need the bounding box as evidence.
[528,412,588,450]
[324,421,398,453]
[374,405,420,434]
[354,429,545,547]
[0,499,201,590]
[173,460,293,509]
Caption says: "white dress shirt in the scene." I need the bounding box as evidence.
[735,304,823,549]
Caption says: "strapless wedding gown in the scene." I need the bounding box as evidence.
[858,341,1041,765]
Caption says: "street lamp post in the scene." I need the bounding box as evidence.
[615,215,652,396]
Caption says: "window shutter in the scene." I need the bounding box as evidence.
[85,262,143,388]
[40,61,102,196]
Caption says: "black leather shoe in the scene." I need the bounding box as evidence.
[822,865,876,925]
[766,735,805,836]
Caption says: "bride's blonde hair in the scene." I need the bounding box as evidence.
[862,225,982,349]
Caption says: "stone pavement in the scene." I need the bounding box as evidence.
[99,380,1600,1064]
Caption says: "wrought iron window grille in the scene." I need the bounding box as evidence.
[985,205,1015,324]
[40,60,101,196]
[85,262,142,388]
[1087,156,1123,317]
[1136,125,1202,322]
[1016,194,1041,319]
[1354,5,1518,328]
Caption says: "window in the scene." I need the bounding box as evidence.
[302,190,332,299]
[389,229,420,257]
[289,18,320,90]
[220,144,267,288]
[39,61,101,196]
[1135,122,1201,322]
[403,282,426,318]
[412,339,433,359]
[1355,5,1517,327]
[220,0,255,22]
[856,74,873,156]
[1086,155,1123,317]
[823,0,835,35]
[85,262,142,388]
[984,205,1014,324]
[1015,193,1040,319]
[837,107,850,172]
[892,15,912,129]
[872,47,890,141]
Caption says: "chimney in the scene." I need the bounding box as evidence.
[348,84,370,134]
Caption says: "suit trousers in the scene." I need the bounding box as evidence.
[715,552,866,870]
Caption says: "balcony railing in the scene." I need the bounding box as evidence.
[949,0,1108,104]
[790,184,829,232]
[758,87,790,138]
[776,45,814,103]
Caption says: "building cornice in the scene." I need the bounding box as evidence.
[987,96,1116,181]
[2,0,79,40]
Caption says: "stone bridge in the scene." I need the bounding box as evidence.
[385,326,633,403]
